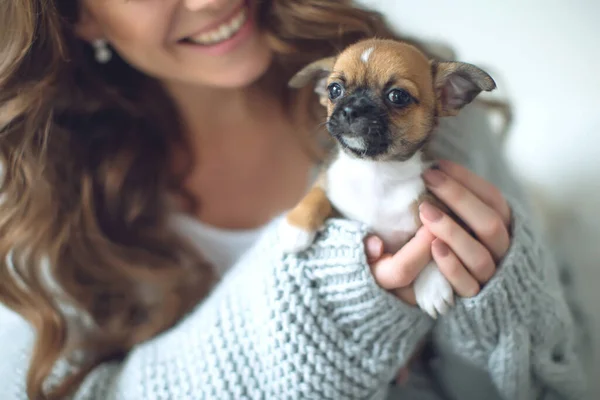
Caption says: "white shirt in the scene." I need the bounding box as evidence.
[171,213,268,276]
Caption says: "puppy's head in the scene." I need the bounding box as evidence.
[289,39,496,160]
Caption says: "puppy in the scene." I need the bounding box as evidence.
[280,38,496,318]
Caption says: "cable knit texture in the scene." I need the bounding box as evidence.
[0,104,588,400]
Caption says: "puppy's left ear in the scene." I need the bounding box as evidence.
[432,61,496,116]
[289,57,336,106]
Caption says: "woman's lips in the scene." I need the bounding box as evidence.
[177,1,255,56]
[182,2,247,46]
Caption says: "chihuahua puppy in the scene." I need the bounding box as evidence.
[280,38,496,318]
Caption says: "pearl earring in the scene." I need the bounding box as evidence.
[92,39,112,64]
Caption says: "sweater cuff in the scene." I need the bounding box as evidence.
[279,218,434,357]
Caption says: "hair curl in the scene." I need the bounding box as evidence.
[0,1,446,398]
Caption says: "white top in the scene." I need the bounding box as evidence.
[171,213,269,276]
[169,165,318,276]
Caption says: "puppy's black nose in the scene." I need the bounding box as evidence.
[342,106,358,121]
[340,97,374,124]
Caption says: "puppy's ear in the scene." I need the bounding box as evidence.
[289,57,336,106]
[432,61,496,116]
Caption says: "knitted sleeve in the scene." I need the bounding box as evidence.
[426,104,589,400]
[0,217,434,400]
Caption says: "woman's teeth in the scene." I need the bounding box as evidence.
[186,8,247,46]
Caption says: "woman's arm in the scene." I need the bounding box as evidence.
[1,216,434,400]
[424,104,588,400]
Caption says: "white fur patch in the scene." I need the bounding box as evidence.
[340,136,366,152]
[326,150,455,317]
[361,47,374,63]
[279,220,317,253]
[326,151,426,252]
[414,262,454,319]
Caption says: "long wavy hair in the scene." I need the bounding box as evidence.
[0,1,451,399]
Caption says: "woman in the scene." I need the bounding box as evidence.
[0,0,587,399]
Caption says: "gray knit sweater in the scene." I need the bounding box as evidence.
[0,104,589,399]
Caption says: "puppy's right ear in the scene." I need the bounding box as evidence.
[288,57,336,106]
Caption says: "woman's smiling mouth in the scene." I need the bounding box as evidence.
[181,4,248,47]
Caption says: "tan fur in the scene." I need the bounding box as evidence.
[285,173,333,230]
[326,40,437,151]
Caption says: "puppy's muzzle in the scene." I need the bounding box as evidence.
[328,93,389,156]
[334,95,379,135]
[340,98,376,126]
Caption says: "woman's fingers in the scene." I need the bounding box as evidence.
[438,160,511,227]
[432,239,480,297]
[364,235,384,263]
[370,227,434,290]
[419,202,496,284]
[422,168,510,261]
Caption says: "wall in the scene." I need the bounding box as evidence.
[357,0,600,393]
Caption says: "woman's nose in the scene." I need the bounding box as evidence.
[183,0,230,12]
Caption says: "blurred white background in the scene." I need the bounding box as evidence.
[358,0,600,394]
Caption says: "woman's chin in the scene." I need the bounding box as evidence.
[208,56,273,88]
[176,39,274,89]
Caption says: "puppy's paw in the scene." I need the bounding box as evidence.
[278,220,317,253]
[414,262,454,319]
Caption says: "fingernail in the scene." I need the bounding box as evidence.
[423,169,446,187]
[429,161,441,170]
[432,239,449,256]
[419,202,443,222]
[365,236,383,257]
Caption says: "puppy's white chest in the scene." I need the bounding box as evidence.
[326,154,426,252]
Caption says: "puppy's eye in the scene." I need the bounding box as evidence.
[387,89,413,107]
[328,83,344,100]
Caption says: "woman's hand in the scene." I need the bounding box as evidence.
[365,160,512,305]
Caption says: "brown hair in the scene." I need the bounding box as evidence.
[0,1,436,398]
